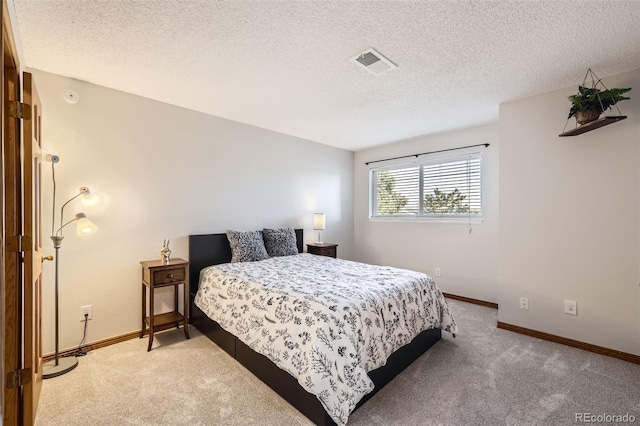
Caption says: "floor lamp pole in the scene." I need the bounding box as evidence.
[43,235,78,378]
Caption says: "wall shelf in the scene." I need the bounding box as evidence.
[559,115,627,137]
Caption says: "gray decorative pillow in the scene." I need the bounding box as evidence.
[263,227,299,257]
[226,230,270,263]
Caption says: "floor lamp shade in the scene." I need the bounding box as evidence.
[76,213,98,235]
[79,186,100,207]
[314,213,325,243]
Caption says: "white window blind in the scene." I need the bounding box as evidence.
[370,153,482,219]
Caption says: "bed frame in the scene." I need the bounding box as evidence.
[188,230,442,426]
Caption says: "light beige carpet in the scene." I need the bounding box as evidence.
[36,300,640,425]
[35,327,314,426]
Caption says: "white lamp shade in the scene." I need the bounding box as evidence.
[75,213,97,235]
[313,213,326,230]
[80,186,100,207]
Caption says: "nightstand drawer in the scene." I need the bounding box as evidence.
[322,248,336,257]
[153,267,185,284]
[306,243,338,258]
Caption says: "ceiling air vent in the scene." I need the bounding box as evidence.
[351,48,397,75]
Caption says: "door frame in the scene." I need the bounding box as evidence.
[2,0,24,424]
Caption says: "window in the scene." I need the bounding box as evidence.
[369,153,482,220]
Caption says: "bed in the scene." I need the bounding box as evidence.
[188,229,457,425]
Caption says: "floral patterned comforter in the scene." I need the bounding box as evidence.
[194,253,457,425]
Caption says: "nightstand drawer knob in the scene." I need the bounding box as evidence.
[167,273,174,278]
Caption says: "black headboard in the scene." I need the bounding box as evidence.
[188,229,303,297]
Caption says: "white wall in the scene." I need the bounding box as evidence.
[498,69,640,356]
[353,123,499,303]
[32,69,354,354]
[33,62,639,358]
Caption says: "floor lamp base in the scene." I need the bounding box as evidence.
[43,356,78,379]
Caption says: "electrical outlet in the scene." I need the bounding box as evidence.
[435,268,441,277]
[564,299,577,315]
[80,305,93,321]
[519,297,529,310]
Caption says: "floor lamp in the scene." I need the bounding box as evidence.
[43,157,98,379]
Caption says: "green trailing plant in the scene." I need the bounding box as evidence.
[568,86,631,119]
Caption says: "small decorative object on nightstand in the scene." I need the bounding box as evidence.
[140,258,190,351]
[307,242,338,258]
[160,238,172,263]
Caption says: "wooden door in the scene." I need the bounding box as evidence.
[2,0,24,422]
[22,71,44,424]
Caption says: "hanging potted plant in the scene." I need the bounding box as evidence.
[568,85,631,125]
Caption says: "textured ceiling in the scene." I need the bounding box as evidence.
[12,0,640,151]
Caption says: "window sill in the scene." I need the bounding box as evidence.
[369,216,484,225]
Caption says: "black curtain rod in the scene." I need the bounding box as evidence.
[365,143,490,166]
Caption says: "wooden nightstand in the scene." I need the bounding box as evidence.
[140,258,190,351]
[306,243,338,258]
